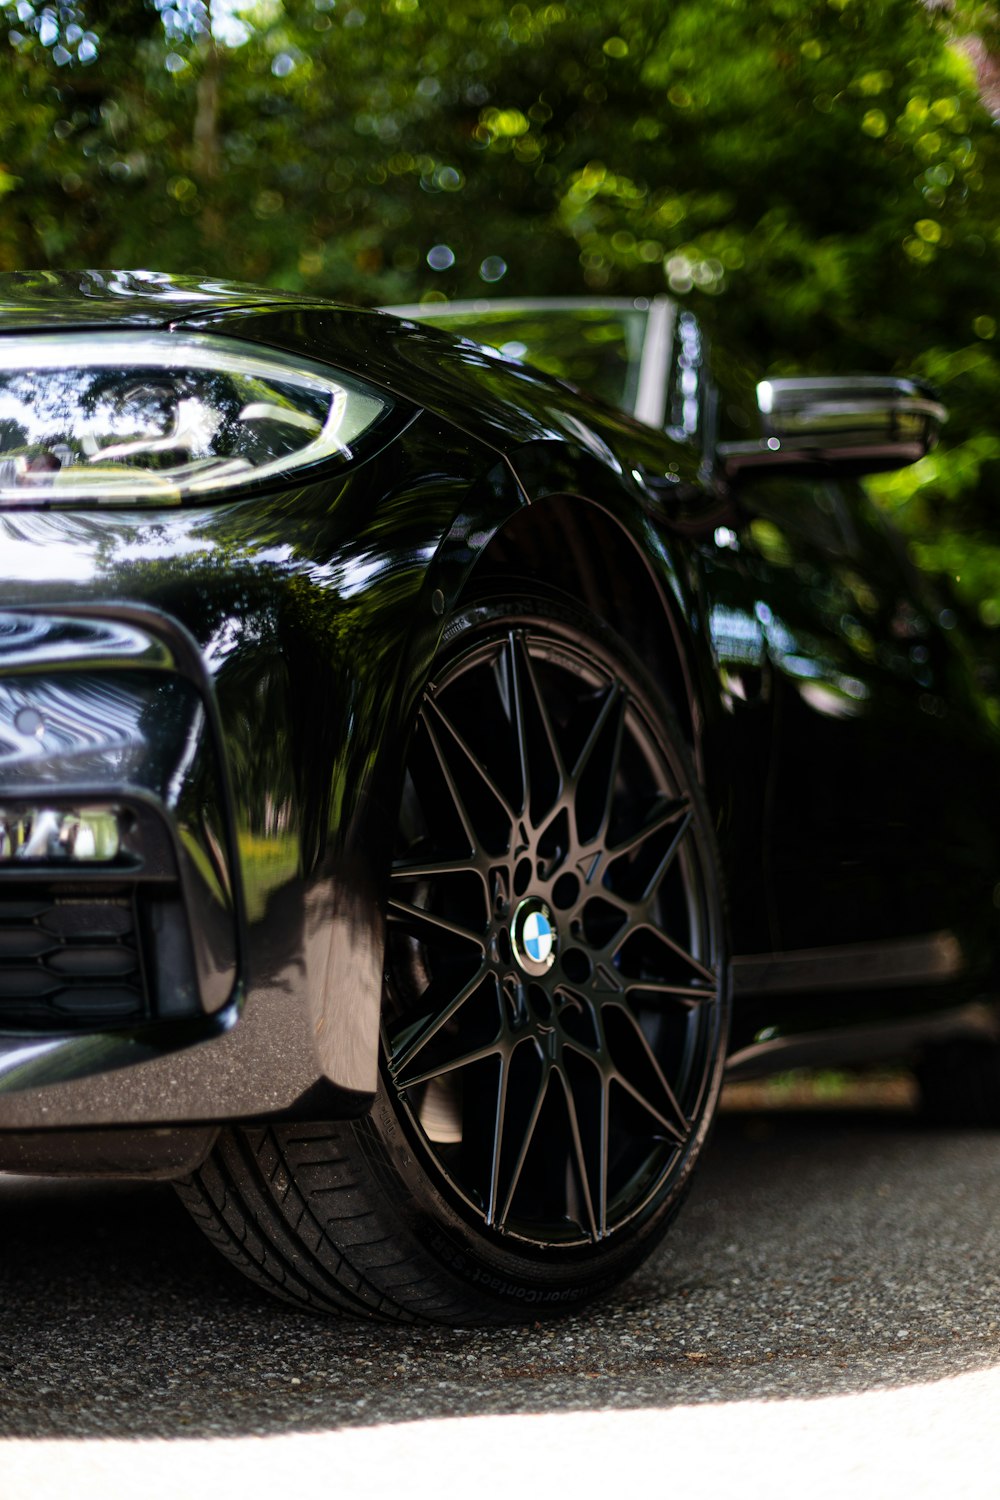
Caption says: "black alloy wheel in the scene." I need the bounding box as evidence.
[178,597,728,1323]
[382,597,728,1272]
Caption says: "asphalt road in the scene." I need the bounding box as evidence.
[3,1099,1000,1495]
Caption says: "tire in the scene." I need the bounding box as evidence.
[177,597,730,1323]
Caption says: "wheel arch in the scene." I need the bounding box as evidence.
[456,491,705,763]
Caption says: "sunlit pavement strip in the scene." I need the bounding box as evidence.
[5,1369,1000,1500]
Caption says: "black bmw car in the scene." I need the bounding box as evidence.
[0,269,992,1324]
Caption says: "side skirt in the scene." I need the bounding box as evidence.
[728,929,995,1079]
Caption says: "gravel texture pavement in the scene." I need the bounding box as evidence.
[2,1101,1000,1493]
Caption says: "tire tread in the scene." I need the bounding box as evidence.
[176,1120,490,1324]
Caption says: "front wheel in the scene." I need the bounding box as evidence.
[178,598,730,1323]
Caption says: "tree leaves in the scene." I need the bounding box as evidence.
[4,0,1000,629]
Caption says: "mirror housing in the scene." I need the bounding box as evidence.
[717,375,946,479]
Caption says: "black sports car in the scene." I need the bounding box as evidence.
[0,269,992,1324]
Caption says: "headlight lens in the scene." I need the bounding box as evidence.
[0,331,391,505]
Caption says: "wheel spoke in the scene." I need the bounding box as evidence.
[391,856,483,882]
[570,684,625,845]
[504,630,532,819]
[615,920,716,986]
[596,1075,609,1238]
[486,1047,511,1226]
[421,710,479,856]
[516,633,567,794]
[606,795,691,863]
[394,1035,504,1090]
[640,809,694,903]
[556,1067,600,1242]
[495,1057,549,1231]
[608,1001,691,1139]
[426,697,517,826]
[386,897,486,952]
[624,978,715,1007]
[612,1071,686,1144]
[387,968,492,1077]
[557,1053,610,1240]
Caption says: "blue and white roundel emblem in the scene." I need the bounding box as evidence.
[512,899,557,974]
[523,909,554,964]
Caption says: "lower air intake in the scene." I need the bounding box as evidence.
[0,889,149,1029]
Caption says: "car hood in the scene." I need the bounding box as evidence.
[0,269,327,331]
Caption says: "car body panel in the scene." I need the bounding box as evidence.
[0,273,997,1144]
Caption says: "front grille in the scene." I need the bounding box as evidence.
[0,888,149,1029]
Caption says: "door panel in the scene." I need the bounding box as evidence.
[734,474,999,958]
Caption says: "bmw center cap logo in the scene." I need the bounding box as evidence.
[512,898,557,975]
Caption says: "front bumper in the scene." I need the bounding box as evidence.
[0,603,357,1130]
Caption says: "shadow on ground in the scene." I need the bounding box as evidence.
[2,1106,999,1438]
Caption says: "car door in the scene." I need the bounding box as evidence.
[734,469,1000,975]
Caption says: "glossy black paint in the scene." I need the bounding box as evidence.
[0,270,997,1145]
[0,607,237,1011]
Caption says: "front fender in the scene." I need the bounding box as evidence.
[0,411,526,1128]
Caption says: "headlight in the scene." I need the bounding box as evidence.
[0,331,391,505]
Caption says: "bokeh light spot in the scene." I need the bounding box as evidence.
[427,244,456,271]
[479,256,507,282]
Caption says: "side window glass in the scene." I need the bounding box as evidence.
[405,308,647,414]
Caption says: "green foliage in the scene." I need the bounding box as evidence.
[4,0,1000,625]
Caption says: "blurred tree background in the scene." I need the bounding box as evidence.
[3,0,1000,628]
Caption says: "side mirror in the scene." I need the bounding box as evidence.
[717,376,946,478]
